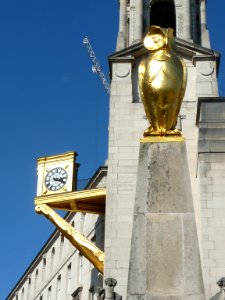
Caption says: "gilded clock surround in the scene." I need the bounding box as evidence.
[36,151,78,196]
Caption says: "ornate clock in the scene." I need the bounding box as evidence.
[44,167,68,191]
[36,151,78,196]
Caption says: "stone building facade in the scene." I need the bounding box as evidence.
[6,167,107,300]
[7,1,225,299]
[105,0,224,299]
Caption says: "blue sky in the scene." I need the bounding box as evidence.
[1,1,225,299]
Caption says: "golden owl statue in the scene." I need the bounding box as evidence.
[139,26,187,137]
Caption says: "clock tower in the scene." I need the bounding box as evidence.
[105,0,224,298]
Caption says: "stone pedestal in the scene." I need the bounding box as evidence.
[127,141,205,299]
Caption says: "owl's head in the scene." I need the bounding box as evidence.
[144,26,175,52]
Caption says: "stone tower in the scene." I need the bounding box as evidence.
[116,0,210,50]
[105,0,223,299]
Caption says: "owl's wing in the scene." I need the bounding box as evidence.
[179,58,187,100]
[138,59,146,83]
[145,59,162,84]
[138,59,152,121]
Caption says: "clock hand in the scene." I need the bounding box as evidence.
[53,177,66,183]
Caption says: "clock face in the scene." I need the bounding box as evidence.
[44,167,68,192]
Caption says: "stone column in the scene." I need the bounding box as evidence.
[127,140,205,299]
[200,0,207,31]
[182,0,191,40]
[200,0,210,47]
[129,0,135,45]
[134,0,143,43]
[116,0,127,51]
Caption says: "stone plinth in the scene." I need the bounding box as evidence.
[127,140,205,300]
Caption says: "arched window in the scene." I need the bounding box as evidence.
[34,269,39,290]
[42,255,46,281]
[27,275,31,299]
[48,286,52,300]
[50,247,55,272]
[150,0,176,35]
[43,256,46,269]
[67,263,72,293]
[28,274,31,285]
[57,275,61,300]
[60,234,64,259]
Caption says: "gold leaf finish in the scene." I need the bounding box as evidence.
[35,188,106,214]
[35,204,104,274]
[139,26,187,137]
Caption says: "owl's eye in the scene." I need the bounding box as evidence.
[152,35,160,43]
[144,32,164,50]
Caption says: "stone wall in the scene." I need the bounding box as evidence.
[105,50,220,298]
[198,98,225,298]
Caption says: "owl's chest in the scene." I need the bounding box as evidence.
[143,55,183,90]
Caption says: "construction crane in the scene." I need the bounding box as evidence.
[83,36,111,95]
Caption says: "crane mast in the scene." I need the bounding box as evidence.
[83,36,111,95]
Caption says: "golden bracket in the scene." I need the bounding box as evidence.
[34,188,106,274]
[34,188,106,214]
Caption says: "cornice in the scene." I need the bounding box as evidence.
[108,38,221,76]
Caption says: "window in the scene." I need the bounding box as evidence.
[89,286,95,300]
[90,235,96,272]
[81,213,86,232]
[27,275,31,299]
[28,274,31,285]
[67,263,72,294]
[71,286,83,300]
[50,247,55,272]
[48,286,52,300]
[59,235,64,259]
[42,255,46,281]
[150,0,176,35]
[43,256,46,268]
[57,275,61,300]
[78,254,83,282]
[34,269,38,290]
[34,269,39,290]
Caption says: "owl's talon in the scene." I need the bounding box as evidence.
[168,128,182,136]
[143,127,182,137]
[143,126,154,137]
[160,129,166,136]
